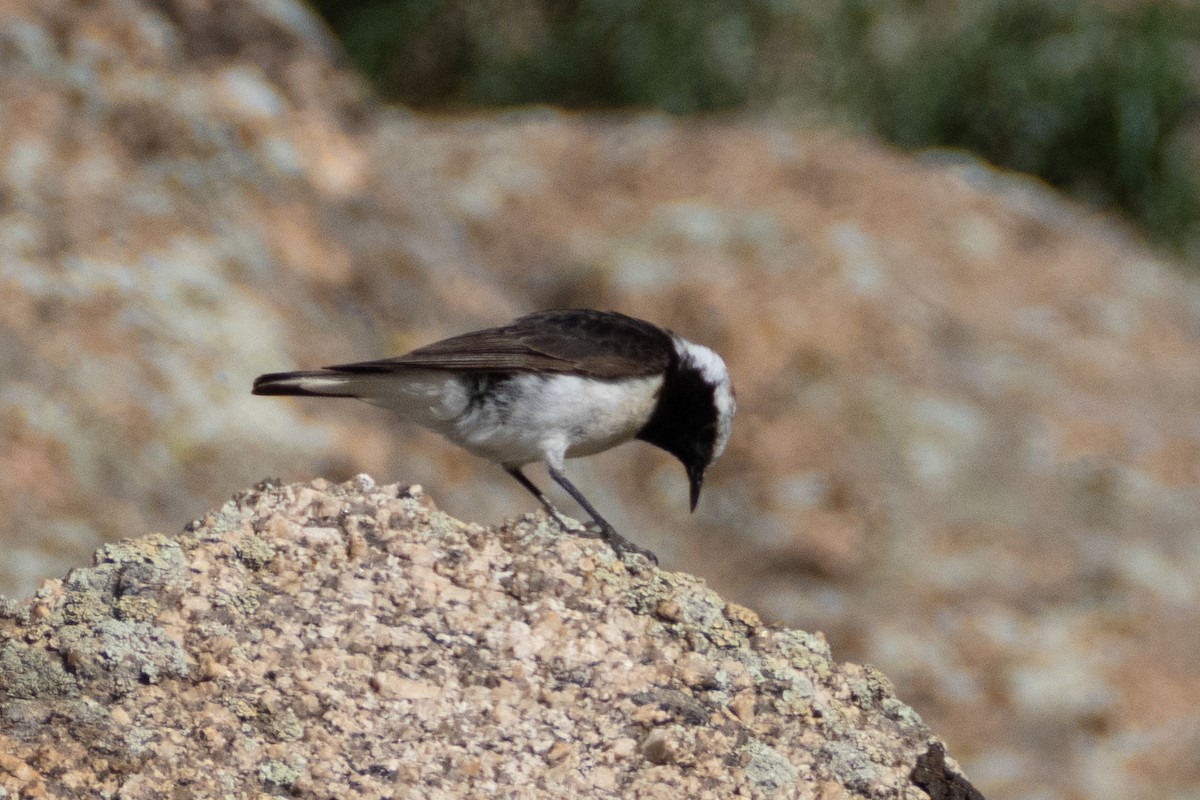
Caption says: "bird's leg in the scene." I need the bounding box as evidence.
[545,465,659,565]
[504,466,601,539]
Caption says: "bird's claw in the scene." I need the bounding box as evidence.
[594,524,659,566]
[549,514,658,566]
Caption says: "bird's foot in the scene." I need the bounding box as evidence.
[544,511,658,565]
[592,523,659,566]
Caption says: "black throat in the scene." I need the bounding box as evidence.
[636,352,717,474]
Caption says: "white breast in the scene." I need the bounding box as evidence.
[442,373,664,468]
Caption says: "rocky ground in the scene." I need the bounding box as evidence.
[0,477,979,799]
[2,0,1200,797]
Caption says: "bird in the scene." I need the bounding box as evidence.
[252,308,735,563]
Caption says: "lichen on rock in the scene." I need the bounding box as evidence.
[0,477,979,798]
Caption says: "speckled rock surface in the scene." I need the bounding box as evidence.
[0,476,976,799]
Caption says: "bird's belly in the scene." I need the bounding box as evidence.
[444,373,663,466]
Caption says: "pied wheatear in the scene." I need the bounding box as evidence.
[253,309,735,563]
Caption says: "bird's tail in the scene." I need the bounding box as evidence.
[251,370,359,398]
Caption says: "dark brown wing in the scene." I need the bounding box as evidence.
[324,309,675,379]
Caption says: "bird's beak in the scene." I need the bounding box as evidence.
[687,464,705,512]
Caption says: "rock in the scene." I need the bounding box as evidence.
[0,477,978,799]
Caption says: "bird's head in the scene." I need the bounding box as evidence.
[637,338,735,512]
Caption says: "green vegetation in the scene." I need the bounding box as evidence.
[308,0,1200,255]
[838,2,1200,251]
[309,0,758,112]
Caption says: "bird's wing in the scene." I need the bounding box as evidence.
[325,309,675,379]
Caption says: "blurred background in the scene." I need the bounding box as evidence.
[3,0,1200,797]
[314,0,1200,259]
